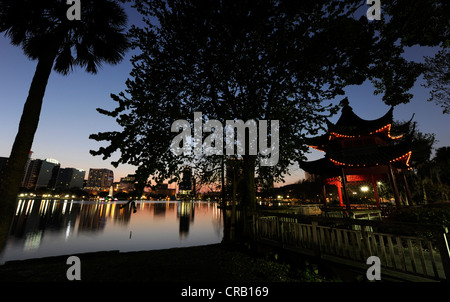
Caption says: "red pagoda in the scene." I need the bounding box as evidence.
[300,99,414,210]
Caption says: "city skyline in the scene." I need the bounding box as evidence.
[0,5,449,187]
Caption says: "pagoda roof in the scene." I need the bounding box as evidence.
[304,133,330,151]
[300,157,337,175]
[304,101,415,152]
[301,100,415,176]
[326,103,394,137]
[300,141,412,175]
[327,141,412,168]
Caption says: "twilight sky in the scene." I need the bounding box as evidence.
[0,5,448,187]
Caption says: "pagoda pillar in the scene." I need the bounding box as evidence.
[322,184,327,207]
[370,175,381,210]
[402,171,414,206]
[388,164,402,208]
[321,177,327,208]
[340,168,350,210]
[337,184,344,207]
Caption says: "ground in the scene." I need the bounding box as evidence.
[0,243,338,282]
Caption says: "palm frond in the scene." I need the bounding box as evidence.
[0,0,129,75]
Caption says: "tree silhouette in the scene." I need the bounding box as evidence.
[90,0,420,233]
[90,0,449,239]
[0,0,129,249]
[422,49,450,114]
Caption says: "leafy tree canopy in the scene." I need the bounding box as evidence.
[0,0,129,74]
[90,0,448,196]
[422,49,450,114]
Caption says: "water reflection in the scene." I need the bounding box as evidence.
[1,199,222,264]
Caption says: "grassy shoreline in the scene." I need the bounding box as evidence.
[0,243,338,282]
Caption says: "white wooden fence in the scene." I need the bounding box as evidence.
[253,213,450,281]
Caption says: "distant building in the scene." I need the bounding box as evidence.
[22,158,60,190]
[56,168,86,190]
[178,167,192,196]
[36,158,60,189]
[22,159,41,189]
[151,183,176,196]
[86,168,114,190]
[118,174,136,192]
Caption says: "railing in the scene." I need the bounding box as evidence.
[322,209,382,220]
[253,212,450,281]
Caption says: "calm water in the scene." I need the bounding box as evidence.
[0,199,223,264]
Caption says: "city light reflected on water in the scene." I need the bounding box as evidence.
[0,199,223,264]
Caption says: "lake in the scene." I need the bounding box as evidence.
[0,199,223,264]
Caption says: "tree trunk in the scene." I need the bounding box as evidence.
[221,156,225,208]
[230,167,237,241]
[0,51,56,252]
[241,155,256,240]
[422,180,428,204]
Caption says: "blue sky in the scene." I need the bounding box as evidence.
[0,5,448,187]
[0,33,139,182]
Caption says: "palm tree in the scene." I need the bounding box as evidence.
[0,0,129,248]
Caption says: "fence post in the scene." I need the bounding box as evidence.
[311,220,321,258]
[277,217,284,248]
[361,225,372,259]
[435,227,450,281]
